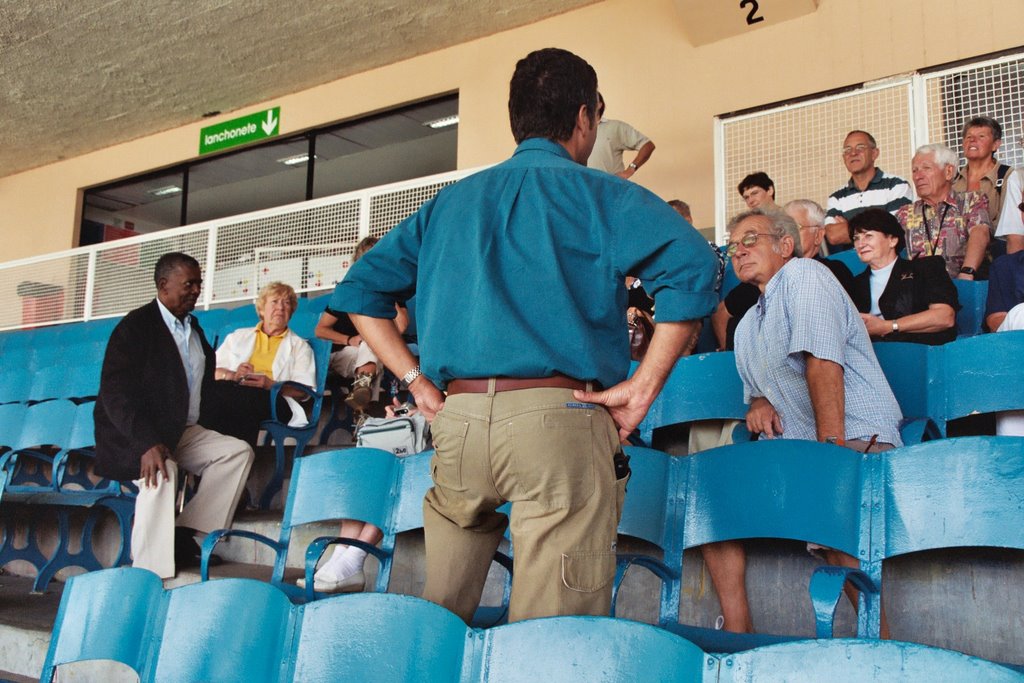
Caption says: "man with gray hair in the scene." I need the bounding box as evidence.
[896,143,991,280]
[823,130,913,254]
[700,208,902,635]
[711,201,853,351]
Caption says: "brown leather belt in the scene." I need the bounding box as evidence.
[447,376,594,395]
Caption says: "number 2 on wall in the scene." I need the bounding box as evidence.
[740,0,765,25]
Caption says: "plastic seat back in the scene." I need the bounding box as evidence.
[882,437,1024,559]
[291,593,467,683]
[149,578,292,683]
[0,402,27,450]
[285,447,399,531]
[953,279,988,337]
[722,638,1022,682]
[14,399,76,452]
[683,439,869,556]
[618,446,674,548]
[482,616,707,682]
[873,341,934,422]
[40,567,162,682]
[932,332,1024,433]
[827,248,868,276]
[636,351,747,445]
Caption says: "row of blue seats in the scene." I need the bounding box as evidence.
[638,331,1024,445]
[194,440,1024,663]
[0,400,134,591]
[43,568,1021,683]
[0,293,331,406]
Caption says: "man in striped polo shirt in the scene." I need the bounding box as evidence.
[823,130,913,253]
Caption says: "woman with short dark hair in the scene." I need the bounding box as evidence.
[849,208,959,345]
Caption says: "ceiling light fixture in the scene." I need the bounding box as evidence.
[423,115,459,129]
[277,153,318,166]
[148,185,183,197]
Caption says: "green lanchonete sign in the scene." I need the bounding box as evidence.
[199,107,280,155]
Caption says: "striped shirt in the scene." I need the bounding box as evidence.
[733,258,903,445]
[824,168,914,225]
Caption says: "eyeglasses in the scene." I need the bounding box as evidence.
[842,144,875,156]
[725,232,780,257]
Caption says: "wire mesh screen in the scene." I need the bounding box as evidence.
[91,230,209,318]
[719,81,913,234]
[211,200,361,304]
[368,180,456,237]
[253,243,360,294]
[924,56,1024,169]
[0,252,90,329]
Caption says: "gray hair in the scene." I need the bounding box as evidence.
[784,199,825,227]
[914,143,958,169]
[726,209,803,258]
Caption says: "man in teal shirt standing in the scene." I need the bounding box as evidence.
[331,47,718,623]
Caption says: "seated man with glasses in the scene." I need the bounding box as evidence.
[711,200,854,351]
[823,130,913,254]
[700,208,902,636]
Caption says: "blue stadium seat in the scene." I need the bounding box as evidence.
[257,337,332,509]
[635,352,747,446]
[842,437,1024,647]
[721,638,1022,682]
[929,331,1024,435]
[827,248,868,276]
[40,567,162,682]
[610,446,681,620]
[671,439,871,652]
[954,279,988,337]
[291,593,468,682]
[482,615,708,682]
[202,447,399,601]
[872,341,939,443]
[150,578,292,683]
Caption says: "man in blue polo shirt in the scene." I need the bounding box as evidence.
[329,47,718,623]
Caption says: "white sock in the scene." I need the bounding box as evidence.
[317,546,366,580]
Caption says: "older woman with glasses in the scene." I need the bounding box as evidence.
[850,208,959,345]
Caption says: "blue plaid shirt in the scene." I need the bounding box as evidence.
[734,258,903,445]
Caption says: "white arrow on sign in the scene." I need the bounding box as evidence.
[262,109,278,135]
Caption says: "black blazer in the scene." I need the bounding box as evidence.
[852,256,959,346]
[94,299,216,481]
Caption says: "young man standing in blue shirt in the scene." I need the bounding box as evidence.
[330,47,718,623]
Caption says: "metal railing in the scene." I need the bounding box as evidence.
[0,167,481,332]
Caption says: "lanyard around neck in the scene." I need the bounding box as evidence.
[920,201,951,253]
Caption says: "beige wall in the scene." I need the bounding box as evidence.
[3,0,1023,260]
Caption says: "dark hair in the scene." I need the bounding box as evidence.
[738,172,774,197]
[597,92,605,118]
[848,208,905,254]
[668,199,692,221]
[154,252,200,286]
[961,116,1003,142]
[508,48,598,144]
[352,236,379,263]
[845,130,877,147]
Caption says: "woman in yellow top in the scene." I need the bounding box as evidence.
[207,282,315,445]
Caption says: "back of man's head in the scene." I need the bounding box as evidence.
[154,252,199,287]
[738,172,774,196]
[509,48,598,145]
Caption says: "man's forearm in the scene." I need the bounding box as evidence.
[348,313,418,378]
[963,226,990,271]
[630,320,700,403]
[805,355,845,441]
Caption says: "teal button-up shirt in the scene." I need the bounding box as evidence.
[330,137,718,389]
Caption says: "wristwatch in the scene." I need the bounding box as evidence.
[628,162,638,171]
[959,266,976,275]
[824,436,846,447]
[401,365,422,387]
[891,320,900,334]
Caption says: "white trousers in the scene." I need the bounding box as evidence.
[131,424,254,578]
[328,342,379,378]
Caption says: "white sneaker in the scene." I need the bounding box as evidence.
[296,570,365,594]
